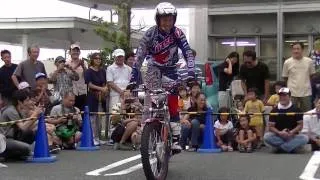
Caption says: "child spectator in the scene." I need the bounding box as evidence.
[214,107,234,152]
[244,88,264,148]
[178,85,191,112]
[266,81,286,107]
[236,114,257,153]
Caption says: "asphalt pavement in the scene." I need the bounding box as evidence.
[0,145,316,180]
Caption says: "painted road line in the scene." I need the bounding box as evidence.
[104,163,143,176]
[104,158,157,176]
[86,154,141,176]
[0,163,7,168]
[299,151,320,180]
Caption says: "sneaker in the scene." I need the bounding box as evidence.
[227,146,234,152]
[246,146,253,153]
[99,140,107,145]
[221,145,228,152]
[186,145,199,152]
[49,145,61,154]
[238,145,245,153]
[94,139,100,146]
[171,142,182,154]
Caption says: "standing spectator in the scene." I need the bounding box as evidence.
[66,43,88,111]
[244,88,264,148]
[85,52,108,145]
[240,50,270,102]
[264,87,308,153]
[49,56,79,102]
[302,97,320,151]
[0,50,17,100]
[12,44,47,90]
[310,39,320,103]
[125,52,135,68]
[282,42,315,112]
[107,49,132,113]
[218,52,239,108]
[180,92,208,151]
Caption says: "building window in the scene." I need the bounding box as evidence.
[260,37,277,80]
[215,38,236,60]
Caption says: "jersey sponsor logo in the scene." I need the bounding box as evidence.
[154,36,175,53]
[153,51,170,64]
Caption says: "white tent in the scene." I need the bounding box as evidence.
[0,17,142,59]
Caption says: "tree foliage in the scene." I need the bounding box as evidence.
[90,2,131,66]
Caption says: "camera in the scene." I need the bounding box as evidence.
[124,98,135,104]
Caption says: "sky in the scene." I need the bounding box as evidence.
[0,0,190,65]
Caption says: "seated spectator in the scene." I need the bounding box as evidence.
[33,73,55,115]
[265,81,286,132]
[49,56,79,104]
[178,85,191,112]
[244,88,264,148]
[189,81,211,108]
[264,87,308,153]
[302,98,320,151]
[214,107,234,152]
[266,81,286,107]
[236,114,257,153]
[18,81,31,92]
[180,92,207,151]
[2,90,60,153]
[48,92,82,149]
[0,94,31,161]
[110,90,142,150]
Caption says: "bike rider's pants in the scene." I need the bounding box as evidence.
[143,64,181,136]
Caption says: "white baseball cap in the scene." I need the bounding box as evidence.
[70,43,81,50]
[278,87,291,95]
[113,49,125,57]
[18,82,30,90]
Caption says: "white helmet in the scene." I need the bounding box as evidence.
[155,2,177,25]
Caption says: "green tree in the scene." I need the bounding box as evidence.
[90,1,132,66]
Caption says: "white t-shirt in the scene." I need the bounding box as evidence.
[214,120,233,135]
[107,63,132,96]
[282,57,315,97]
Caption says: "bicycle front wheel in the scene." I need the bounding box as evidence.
[140,121,169,180]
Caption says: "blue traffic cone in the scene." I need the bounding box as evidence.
[77,106,99,151]
[27,113,57,163]
[198,108,221,153]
